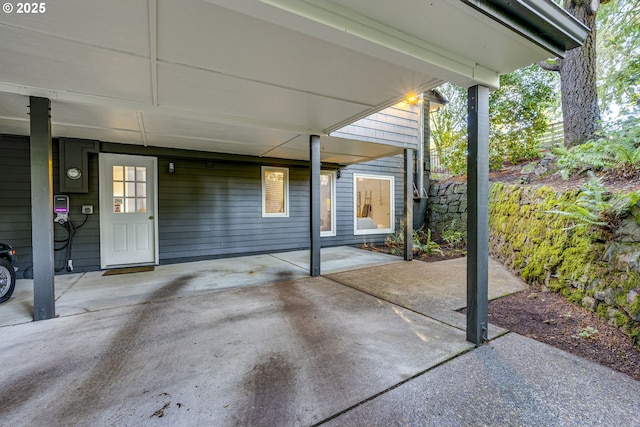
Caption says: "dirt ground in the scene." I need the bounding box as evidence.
[486,283,640,381]
[363,239,640,381]
[452,160,640,381]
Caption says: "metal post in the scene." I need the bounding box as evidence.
[404,148,413,261]
[310,135,321,276]
[29,96,55,321]
[466,85,490,345]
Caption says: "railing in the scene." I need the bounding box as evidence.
[539,121,564,147]
[430,148,452,175]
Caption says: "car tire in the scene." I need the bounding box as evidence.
[0,258,16,304]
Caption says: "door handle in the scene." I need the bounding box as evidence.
[149,215,154,220]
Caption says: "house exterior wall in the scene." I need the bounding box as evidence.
[331,104,419,146]
[0,136,407,276]
[0,101,417,275]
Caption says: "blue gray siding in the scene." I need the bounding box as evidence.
[331,104,419,145]
[0,135,101,274]
[0,102,415,275]
[1,136,405,275]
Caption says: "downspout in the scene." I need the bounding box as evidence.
[416,93,425,198]
[412,94,429,230]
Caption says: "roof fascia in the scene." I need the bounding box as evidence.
[461,0,590,58]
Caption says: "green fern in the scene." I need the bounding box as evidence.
[546,173,640,231]
[554,119,640,179]
[413,229,443,256]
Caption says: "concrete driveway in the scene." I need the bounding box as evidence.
[1,247,639,426]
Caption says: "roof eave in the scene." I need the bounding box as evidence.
[461,0,590,58]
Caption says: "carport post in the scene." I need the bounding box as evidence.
[29,96,56,321]
[466,85,489,346]
[404,148,413,261]
[310,134,321,276]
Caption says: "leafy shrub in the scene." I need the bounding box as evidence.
[546,173,640,233]
[442,219,466,248]
[385,224,443,256]
[413,228,443,256]
[555,118,640,179]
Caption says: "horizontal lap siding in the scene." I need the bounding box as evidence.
[1,134,407,273]
[322,103,416,247]
[0,135,33,274]
[58,152,101,273]
[331,105,419,145]
[0,135,101,275]
[321,155,405,247]
[158,159,311,263]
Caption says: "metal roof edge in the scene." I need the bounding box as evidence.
[461,0,590,58]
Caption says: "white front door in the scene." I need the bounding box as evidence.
[99,153,158,268]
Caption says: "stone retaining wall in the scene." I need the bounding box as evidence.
[427,179,640,343]
[426,179,468,235]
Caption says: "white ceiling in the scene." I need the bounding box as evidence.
[0,0,563,164]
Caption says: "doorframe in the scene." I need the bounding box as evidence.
[98,153,159,269]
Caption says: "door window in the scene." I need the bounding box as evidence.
[112,166,147,213]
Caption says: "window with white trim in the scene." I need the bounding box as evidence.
[353,174,394,234]
[262,166,289,217]
[320,170,336,237]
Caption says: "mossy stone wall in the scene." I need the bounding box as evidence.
[427,180,640,344]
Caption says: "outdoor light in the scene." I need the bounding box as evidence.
[168,162,175,174]
[405,94,419,104]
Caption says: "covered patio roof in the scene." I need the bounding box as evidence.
[0,0,586,164]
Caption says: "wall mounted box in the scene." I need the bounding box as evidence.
[59,138,99,193]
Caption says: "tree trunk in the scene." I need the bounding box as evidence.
[560,1,601,147]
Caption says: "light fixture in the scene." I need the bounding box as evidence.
[168,162,175,174]
[66,167,82,180]
[405,94,419,105]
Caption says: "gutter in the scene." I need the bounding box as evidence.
[461,0,590,57]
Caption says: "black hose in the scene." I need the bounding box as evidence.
[26,213,90,275]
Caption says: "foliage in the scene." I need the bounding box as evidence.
[385,224,443,256]
[596,0,640,116]
[554,117,640,178]
[413,228,444,256]
[433,65,557,174]
[489,64,557,164]
[441,219,466,248]
[430,84,467,160]
[546,173,640,233]
[576,326,599,339]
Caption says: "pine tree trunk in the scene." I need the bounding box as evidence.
[560,1,601,147]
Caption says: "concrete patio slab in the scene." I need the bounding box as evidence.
[2,251,639,426]
[272,246,400,274]
[0,246,400,327]
[0,275,472,427]
[327,257,527,338]
[325,333,640,427]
